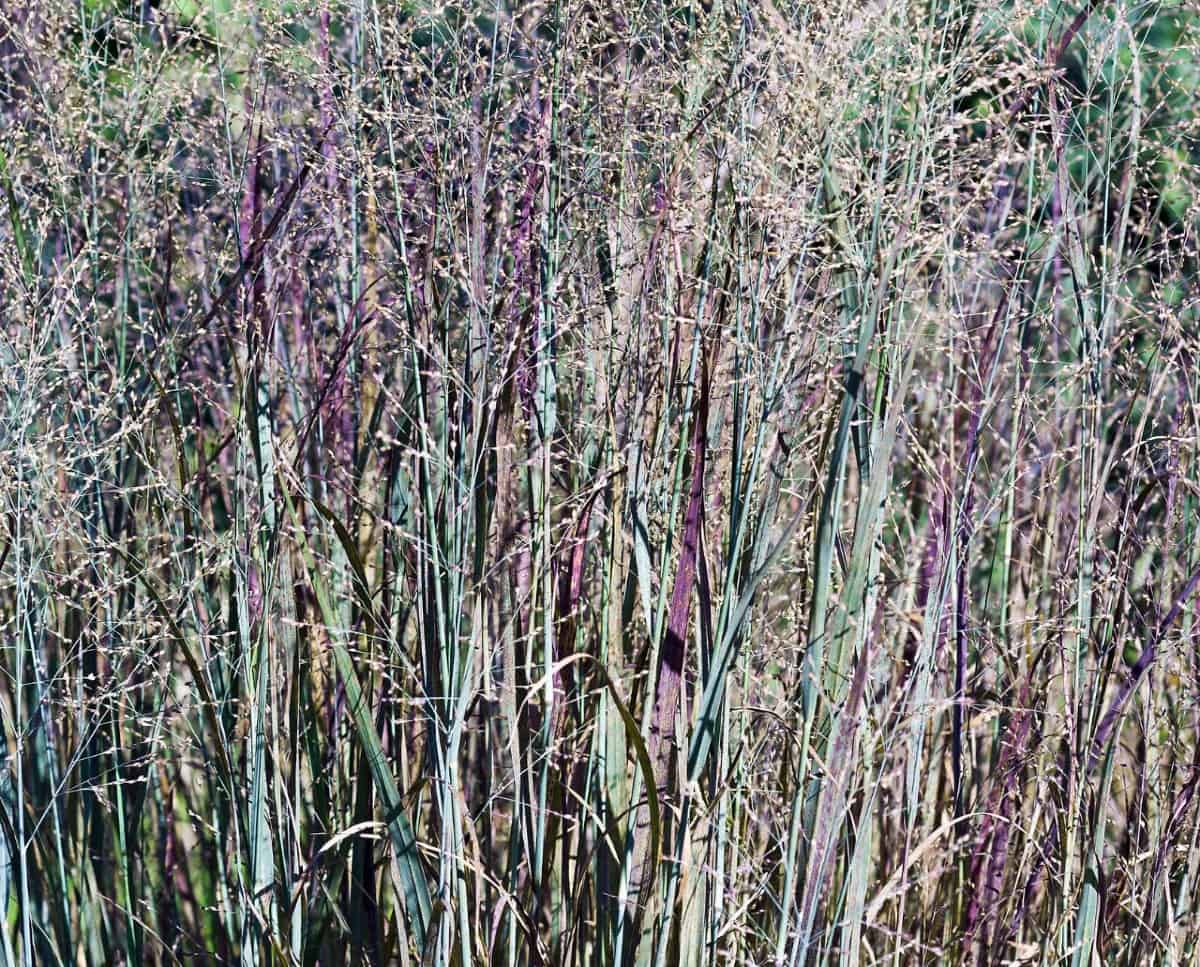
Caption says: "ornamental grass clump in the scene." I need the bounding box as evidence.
[1,1,1200,964]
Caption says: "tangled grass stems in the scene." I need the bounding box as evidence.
[2,0,1200,964]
